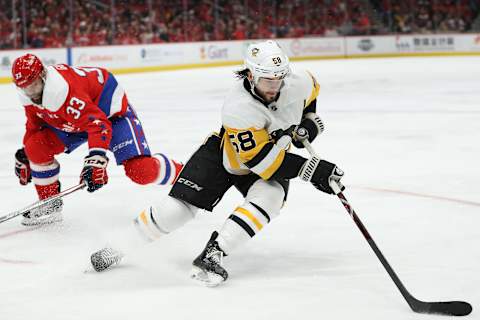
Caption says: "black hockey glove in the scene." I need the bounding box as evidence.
[270,125,297,143]
[292,113,324,148]
[299,156,344,194]
[80,151,109,193]
[15,148,31,185]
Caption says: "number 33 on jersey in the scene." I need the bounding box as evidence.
[19,64,129,151]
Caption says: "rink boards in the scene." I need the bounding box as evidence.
[1,33,480,83]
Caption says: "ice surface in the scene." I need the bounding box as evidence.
[0,57,478,320]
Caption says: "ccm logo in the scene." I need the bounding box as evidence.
[177,178,203,191]
[112,139,133,152]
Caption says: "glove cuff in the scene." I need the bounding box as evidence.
[15,147,29,163]
[88,148,107,157]
[299,156,320,182]
[304,113,324,134]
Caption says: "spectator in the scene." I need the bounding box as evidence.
[0,0,478,49]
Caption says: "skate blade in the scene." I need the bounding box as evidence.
[21,213,63,226]
[190,266,225,287]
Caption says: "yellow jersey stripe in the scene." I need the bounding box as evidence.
[222,134,241,170]
[305,71,320,107]
[258,149,285,180]
[139,210,148,226]
[235,207,263,230]
[306,82,320,107]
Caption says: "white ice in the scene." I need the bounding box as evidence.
[0,57,478,320]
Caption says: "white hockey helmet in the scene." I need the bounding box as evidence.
[244,40,290,84]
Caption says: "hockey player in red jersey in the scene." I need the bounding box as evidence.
[12,53,182,226]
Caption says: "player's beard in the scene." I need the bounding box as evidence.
[30,92,43,105]
[263,91,278,103]
[253,86,279,103]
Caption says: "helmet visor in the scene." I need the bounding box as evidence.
[257,76,284,91]
[255,76,287,102]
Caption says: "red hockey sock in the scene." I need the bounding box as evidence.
[124,155,183,185]
[124,156,161,185]
[35,181,61,200]
[172,160,183,183]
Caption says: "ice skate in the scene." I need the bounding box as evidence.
[190,231,228,287]
[21,198,63,226]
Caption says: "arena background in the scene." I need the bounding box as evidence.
[1,0,480,82]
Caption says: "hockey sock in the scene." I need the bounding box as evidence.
[216,201,271,255]
[31,160,61,200]
[34,181,61,200]
[152,153,183,185]
[123,155,182,185]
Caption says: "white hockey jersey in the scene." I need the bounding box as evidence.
[222,68,320,179]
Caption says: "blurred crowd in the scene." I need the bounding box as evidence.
[372,0,479,33]
[0,0,478,49]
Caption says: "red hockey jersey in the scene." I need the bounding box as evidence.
[19,64,129,152]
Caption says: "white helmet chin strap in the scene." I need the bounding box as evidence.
[248,77,263,100]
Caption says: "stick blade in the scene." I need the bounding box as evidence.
[412,300,472,316]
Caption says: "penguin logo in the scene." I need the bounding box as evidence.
[251,48,259,57]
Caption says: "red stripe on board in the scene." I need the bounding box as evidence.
[0,227,41,264]
[0,257,36,264]
[0,226,41,239]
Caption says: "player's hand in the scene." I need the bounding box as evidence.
[270,125,297,143]
[299,156,344,194]
[292,114,324,148]
[80,151,109,193]
[292,126,309,147]
[15,148,31,185]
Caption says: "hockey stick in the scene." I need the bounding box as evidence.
[302,139,472,316]
[0,182,86,224]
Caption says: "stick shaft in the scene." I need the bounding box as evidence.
[335,191,415,305]
[301,140,472,315]
[301,140,415,303]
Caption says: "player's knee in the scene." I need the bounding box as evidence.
[123,156,160,185]
[135,196,197,240]
[152,196,197,232]
[246,180,285,220]
[24,130,63,164]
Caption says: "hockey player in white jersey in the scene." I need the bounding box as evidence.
[91,40,344,286]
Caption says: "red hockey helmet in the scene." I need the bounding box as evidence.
[11,54,44,88]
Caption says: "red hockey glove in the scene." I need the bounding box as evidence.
[81,151,109,193]
[15,148,31,185]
